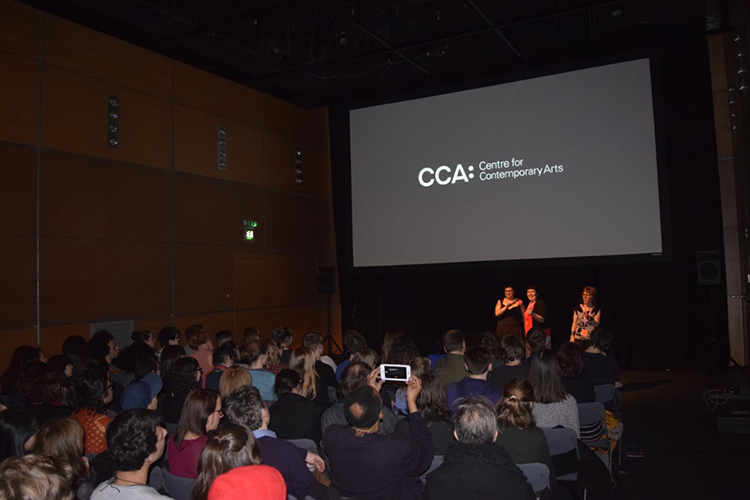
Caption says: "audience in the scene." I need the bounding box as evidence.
[241,327,261,349]
[393,356,431,414]
[379,328,403,366]
[528,350,580,437]
[523,328,547,367]
[121,371,162,411]
[69,370,113,455]
[0,454,74,500]
[557,343,596,403]
[268,369,326,444]
[302,332,339,390]
[488,334,529,392]
[583,328,621,388]
[386,335,421,366]
[214,330,233,348]
[446,346,502,413]
[240,341,275,401]
[205,343,238,394]
[157,327,181,356]
[89,331,125,390]
[47,354,75,399]
[289,347,330,407]
[188,330,214,387]
[218,366,253,399]
[33,418,94,499]
[479,331,504,369]
[159,357,201,425]
[168,389,222,479]
[62,336,90,378]
[272,326,295,365]
[0,345,45,408]
[117,330,158,375]
[159,345,186,382]
[206,465,286,500]
[262,339,289,375]
[0,409,39,463]
[433,330,467,389]
[423,396,534,500]
[352,348,379,369]
[335,329,368,380]
[183,324,204,356]
[19,361,72,424]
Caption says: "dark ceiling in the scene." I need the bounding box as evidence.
[23,0,720,107]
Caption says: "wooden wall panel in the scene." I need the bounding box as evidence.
[303,107,329,151]
[0,328,37,375]
[287,252,327,304]
[264,132,327,196]
[175,244,234,315]
[174,174,264,246]
[173,104,264,185]
[173,62,264,128]
[233,252,290,310]
[0,0,41,60]
[265,191,329,251]
[265,96,305,137]
[0,51,39,146]
[0,235,36,329]
[40,238,172,324]
[43,16,171,99]
[0,144,36,236]
[41,66,171,169]
[40,323,89,360]
[40,152,171,241]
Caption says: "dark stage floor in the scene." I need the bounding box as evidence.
[613,368,750,499]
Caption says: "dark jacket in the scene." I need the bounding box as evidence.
[256,435,316,499]
[423,442,535,500]
[269,393,327,444]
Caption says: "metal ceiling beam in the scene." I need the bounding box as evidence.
[466,0,524,60]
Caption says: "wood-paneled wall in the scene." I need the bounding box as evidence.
[0,0,341,370]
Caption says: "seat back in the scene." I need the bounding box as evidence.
[594,384,616,405]
[517,462,551,496]
[541,427,578,481]
[161,466,197,500]
[577,402,605,427]
[285,438,318,454]
[419,455,445,484]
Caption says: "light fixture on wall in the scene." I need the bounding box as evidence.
[218,127,227,171]
[295,148,303,185]
[243,220,258,241]
[107,96,119,148]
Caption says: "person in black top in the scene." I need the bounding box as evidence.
[489,335,529,393]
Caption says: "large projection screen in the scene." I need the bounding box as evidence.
[349,58,663,268]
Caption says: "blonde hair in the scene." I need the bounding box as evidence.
[409,356,432,378]
[0,454,74,500]
[352,348,378,369]
[289,347,319,400]
[219,366,253,399]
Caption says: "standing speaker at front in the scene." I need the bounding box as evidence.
[318,267,335,295]
[696,250,721,285]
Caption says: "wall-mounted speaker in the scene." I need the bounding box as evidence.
[696,250,722,285]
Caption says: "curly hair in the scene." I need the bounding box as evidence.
[106,410,163,472]
[18,362,61,405]
[165,357,200,397]
[188,330,212,350]
[223,385,265,432]
[69,370,108,414]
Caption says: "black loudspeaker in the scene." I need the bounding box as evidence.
[697,251,721,285]
[318,267,335,295]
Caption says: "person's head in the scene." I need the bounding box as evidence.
[189,330,213,351]
[70,369,111,414]
[18,361,61,405]
[165,356,201,396]
[274,369,302,397]
[289,347,319,399]
[302,332,324,358]
[241,327,261,349]
[464,346,492,376]
[496,377,536,430]
[159,344,186,379]
[387,335,421,365]
[0,345,44,387]
[352,348,379,369]
[219,366,254,399]
[557,343,585,377]
[344,386,382,429]
[106,410,166,472]
[33,419,87,482]
[47,355,73,380]
[453,396,497,444]
[526,285,539,301]
[272,326,294,349]
[590,328,614,351]
[213,343,238,367]
[224,385,266,432]
[417,371,452,423]
[131,330,156,350]
[409,356,432,378]
[380,328,403,362]
[62,336,89,362]
[90,330,118,362]
[241,341,269,367]
[121,372,163,411]
[528,349,566,404]
[184,324,203,344]
[442,329,465,354]
[158,327,181,348]
[582,286,598,306]
[214,330,233,348]
[343,329,367,355]
[500,334,525,363]
[526,328,546,355]
[0,454,74,500]
[480,331,503,361]
[192,424,262,500]
[133,355,159,381]
[339,361,370,396]
[503,285,516,299]
[175,390,222,447]
[0,409,40,462]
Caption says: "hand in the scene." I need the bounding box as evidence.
[405,375,422,411]
[367,367,385,392]
[615,381,623,389]
[305,452,325,473]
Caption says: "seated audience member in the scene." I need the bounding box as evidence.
[206,343,238,393]
[322,362,399,436]
[272,326,295,365]
[423,396,534,500]
[268,369,326,444]
[446,346,502,413]
[219,366,253,399]
[289,347,330,407]
[34,418,94,499]
[385,335,421,366]
[159,345,185,383]
[480,331,504,369]
[323,375,434,500]
[189,330,214,387]
[262,339,289,376]
[116,330,158,375]
[158,357,201,425]
[427,337,447,367]
[0,408,40,462]
[47,354,74,392]
[206,465,287,500]
[224,385,326,500]
[352,348,379,369]
[62,335,90,378]
[335,329,368,380]
[0,454,74,500]
[69,370,114,455]
[214,330,233,348]
[433,330,468,389]
[241,327,261,349]
[89,331,126,390]
[393,356,431,414]
[121,371,163,411]
[557,343,596,403]
[168,389,222,479]
[19,361,73,424]
[91,409,170,499]
[395,371,454,456]
[191,423,263,500]
[583,328,622,388]
[379,328,403,366]
[242,341,277,401]
[523,328,547,367]
[157,326,181,356]
[302,332,339,389]
[496,377,555,481]
[488,335,529,392]
[0,345,45,408]
[183,324,203,356]
[528,350,580,437]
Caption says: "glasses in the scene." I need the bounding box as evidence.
[106,384,114,391]
[197,367,204,374]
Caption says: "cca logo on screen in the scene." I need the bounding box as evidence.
[418,164,474,187]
